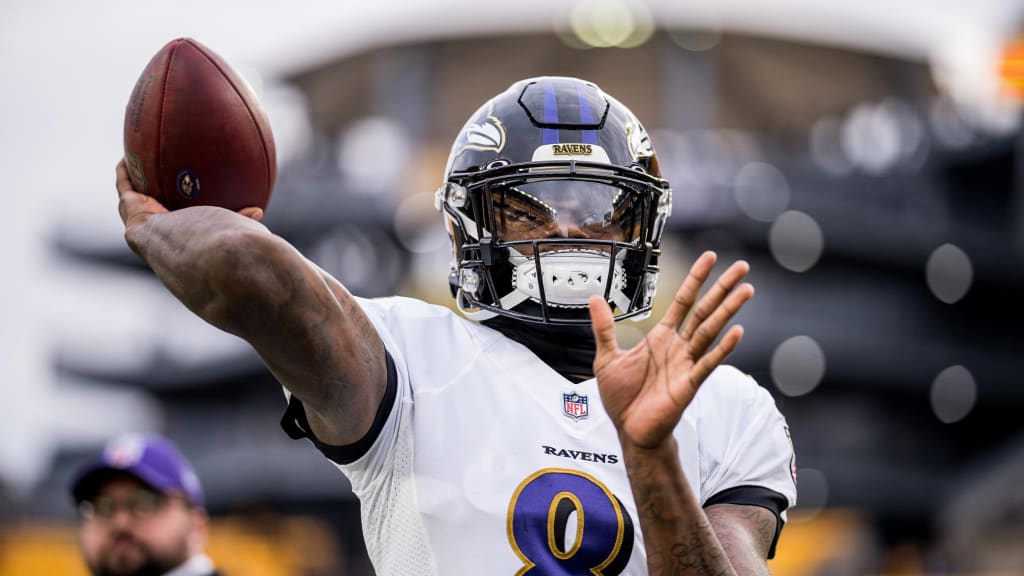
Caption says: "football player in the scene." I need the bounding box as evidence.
[115,76,796,575]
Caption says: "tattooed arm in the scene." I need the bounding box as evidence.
[705,504,777,575]
[589,252,772,575]
[621,439,775,575]
[116,160,385,446]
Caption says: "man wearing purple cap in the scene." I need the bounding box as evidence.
[70,433,220,576]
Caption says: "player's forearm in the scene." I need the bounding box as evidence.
[127,205,387,442]
[124,206,276,333]
[621,436,736,576]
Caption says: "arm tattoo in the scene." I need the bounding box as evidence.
[624,448,736,576]
[706,504,776,576]
[665,527,731,576]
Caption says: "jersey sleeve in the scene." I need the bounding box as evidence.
[695,365,798,558]
[278,296,414,494]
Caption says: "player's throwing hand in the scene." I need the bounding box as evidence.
[115,159,264,229]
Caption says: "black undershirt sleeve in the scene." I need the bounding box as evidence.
[280,350,398,465]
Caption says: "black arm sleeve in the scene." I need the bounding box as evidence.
[280,349,398,465]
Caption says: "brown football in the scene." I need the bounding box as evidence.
[123,38,276,211]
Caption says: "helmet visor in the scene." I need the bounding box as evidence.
[489,180,643,244]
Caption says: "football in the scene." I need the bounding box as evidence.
[123,38,276,212]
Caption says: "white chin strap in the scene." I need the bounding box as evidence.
[501,249,631,312]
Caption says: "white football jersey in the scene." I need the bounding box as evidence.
[286,296,797,575]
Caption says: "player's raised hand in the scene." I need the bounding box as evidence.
[588,251,753,449]
[115,158,264,229]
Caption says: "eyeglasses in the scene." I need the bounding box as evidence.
[78,490,171,522]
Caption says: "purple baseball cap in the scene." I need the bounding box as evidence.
[70,433,204,508]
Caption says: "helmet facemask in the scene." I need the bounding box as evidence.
[438,76,672,325]
[438,159,670,325]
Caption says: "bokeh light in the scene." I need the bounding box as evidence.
[769,211,825,272]
[734,161,790,222]
[809,116,853,176]
[930,365,977,424]
[771,335,827,397]
[926,243,973,304]
[841,101,902,174]
[569,0,652,49]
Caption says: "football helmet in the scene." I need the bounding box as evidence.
[436,77,672,325]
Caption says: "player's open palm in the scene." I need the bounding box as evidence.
[588,251,754,449]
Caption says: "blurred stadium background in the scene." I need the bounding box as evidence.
[3,1,1023,574]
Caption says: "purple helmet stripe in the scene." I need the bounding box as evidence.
[542,80,559,145]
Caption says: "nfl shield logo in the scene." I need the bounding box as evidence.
[562,392,589,421]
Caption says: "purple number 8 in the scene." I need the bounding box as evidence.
[507,468,634,575]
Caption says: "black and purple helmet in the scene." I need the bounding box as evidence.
[437,76,672,325]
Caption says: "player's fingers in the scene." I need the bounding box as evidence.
[588,295,619,356]
[687,282,754,358]
[118,192,153,226]
[117,160,136,225]
[115,158,134,196]
[688,325,744,387]
[239,207,264,222]
[679,260,749,341]
[659,251,717,329]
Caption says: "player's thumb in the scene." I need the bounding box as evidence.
[239,207,264,222]
[588,295,618,354]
